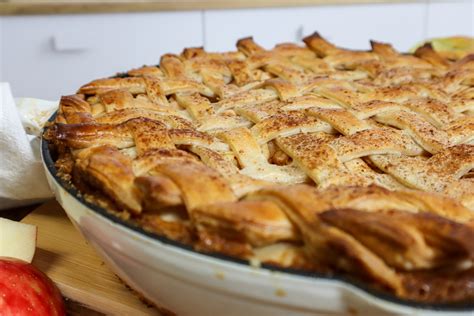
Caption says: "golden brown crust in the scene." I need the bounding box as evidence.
[45,33,474,304]
[75,146,142,214]
[320,209,474,270]
[414,43,451,69]
[193,200,298,249]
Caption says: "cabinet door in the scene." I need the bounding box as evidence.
[204,3,426,53]
[299,2,426,52]
[426,0,474,38]
[204,7,306,52]
[0,12,203,99]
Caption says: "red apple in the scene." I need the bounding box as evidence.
[0,257,65,316]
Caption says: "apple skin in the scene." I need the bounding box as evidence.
[0,257,65,316]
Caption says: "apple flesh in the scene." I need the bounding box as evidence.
[0,257,65,316]
[0,218,37,263]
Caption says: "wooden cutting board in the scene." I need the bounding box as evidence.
[22,200,162,316]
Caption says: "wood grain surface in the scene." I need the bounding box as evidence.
[21,200,161,315]
[0,0,421,15]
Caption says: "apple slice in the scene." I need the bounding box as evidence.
[0,217,37,263]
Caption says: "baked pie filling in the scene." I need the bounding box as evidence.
[45,33,474,304]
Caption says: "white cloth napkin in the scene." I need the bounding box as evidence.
[0,83,58,210]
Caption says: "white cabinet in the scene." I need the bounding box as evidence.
[204,7,306,52]
[0,12,203,99]
[426,0,474,38]
[204,2,427,53]
[298,2,427,51]
[1,2,473,100]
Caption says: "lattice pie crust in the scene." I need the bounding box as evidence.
[45,33,474,304]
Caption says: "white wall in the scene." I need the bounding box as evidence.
[0,0,472,99]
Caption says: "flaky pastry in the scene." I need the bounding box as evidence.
[45,33,474,304]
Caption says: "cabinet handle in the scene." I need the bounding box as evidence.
[296,25,304,41]
[52,34,89,52]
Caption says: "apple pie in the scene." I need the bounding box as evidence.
[45,33,474,305]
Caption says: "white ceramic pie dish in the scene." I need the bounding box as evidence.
[41,129,474,316]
